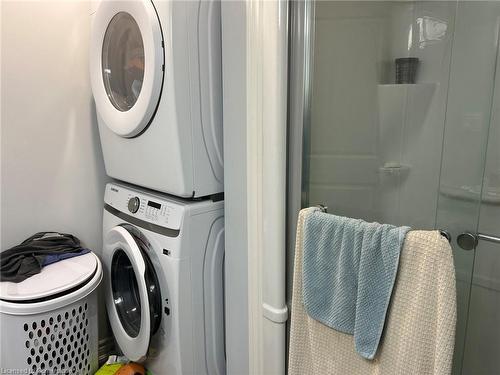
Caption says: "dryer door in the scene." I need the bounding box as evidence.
[103,226,162,361]
[90,0,164,137]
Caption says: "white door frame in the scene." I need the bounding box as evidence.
[248,1,289,374]
[222,1,288,374]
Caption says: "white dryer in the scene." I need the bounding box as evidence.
[102,182,225,374]
[90,0,223,198]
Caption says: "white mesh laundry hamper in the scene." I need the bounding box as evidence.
[0,252,102,375]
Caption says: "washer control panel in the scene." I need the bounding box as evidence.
[105,183,184,230]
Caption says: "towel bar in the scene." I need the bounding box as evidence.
[314,204,451,243]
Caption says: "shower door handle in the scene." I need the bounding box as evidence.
[457,232,500,251]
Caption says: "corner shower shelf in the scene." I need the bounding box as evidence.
[378,83,437,129]
[378,83,437,89]
[377,83,437,109]
[378,163,410,176]
[378,83,437,102]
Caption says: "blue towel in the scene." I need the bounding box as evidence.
[302,209,410,359]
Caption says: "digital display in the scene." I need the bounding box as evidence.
[147,200,161,210]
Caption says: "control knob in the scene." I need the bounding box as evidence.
[128,197,140,214]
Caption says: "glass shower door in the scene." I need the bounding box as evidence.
[288,1,500,373]
[459,77,500,373]
[435,2,500,372]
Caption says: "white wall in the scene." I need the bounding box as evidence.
[1,1,107,251]
[1,0,109,333]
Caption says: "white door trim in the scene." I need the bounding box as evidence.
[246,1,288,374]
[221,1,288,373]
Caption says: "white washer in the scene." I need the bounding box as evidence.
[102,182,225,375]
[90,0,223,198]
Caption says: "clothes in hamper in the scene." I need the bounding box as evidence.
[0,232,90,282]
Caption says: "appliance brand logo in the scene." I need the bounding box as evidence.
[110,187,119,193]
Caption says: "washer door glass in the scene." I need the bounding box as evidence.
[111,249,142,337]
[103,226,161,361]
[102,12,144,112]
[110,238,162,338]
[132,230,162,336]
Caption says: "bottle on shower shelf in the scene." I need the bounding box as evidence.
[395,57,419,84]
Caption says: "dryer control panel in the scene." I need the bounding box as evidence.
[104,183,184,230]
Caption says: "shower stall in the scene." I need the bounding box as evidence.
[287,1,500,373]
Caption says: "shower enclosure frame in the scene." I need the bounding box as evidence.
[287,0,315,306]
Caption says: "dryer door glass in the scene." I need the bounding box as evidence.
[102,12,144,112]
[90,1,164,137]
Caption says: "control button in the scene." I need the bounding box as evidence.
[128,197,140,214]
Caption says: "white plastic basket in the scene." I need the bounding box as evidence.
[0,253,102,375]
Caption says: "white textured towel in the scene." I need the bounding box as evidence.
[289,208,457,375]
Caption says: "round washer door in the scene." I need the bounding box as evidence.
[103,226,162,361]
[90,0,164,137]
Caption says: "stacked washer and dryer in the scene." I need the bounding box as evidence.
[90,1,225,374]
